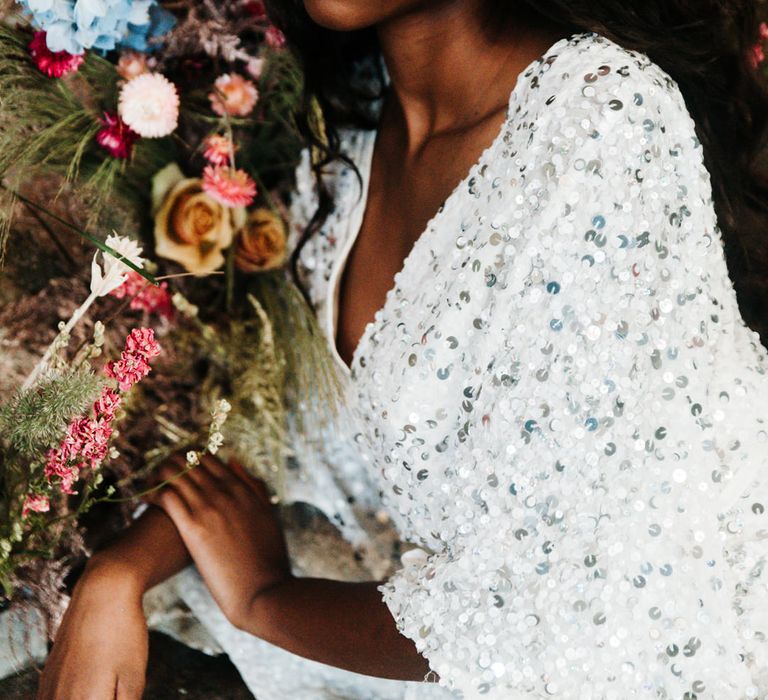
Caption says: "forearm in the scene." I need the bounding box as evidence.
[85,504,191,593]
[242,577,432,682]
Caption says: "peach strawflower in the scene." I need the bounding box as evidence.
[209,74,258,118]
[117,51,150,81]
[119,73,180,138]
[202,165,257,208]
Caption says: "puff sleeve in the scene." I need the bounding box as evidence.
[379,65,768,698]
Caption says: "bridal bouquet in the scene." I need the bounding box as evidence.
[0,1,340,616]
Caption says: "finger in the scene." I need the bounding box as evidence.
[227,458,273,504]
[151,485,194,530]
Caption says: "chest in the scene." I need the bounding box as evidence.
[335,110,510,368]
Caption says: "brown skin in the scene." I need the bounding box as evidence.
[37,2,568,697]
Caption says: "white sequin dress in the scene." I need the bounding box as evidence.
[176,30,768,699]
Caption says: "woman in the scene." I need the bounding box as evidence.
[38,1,768,698]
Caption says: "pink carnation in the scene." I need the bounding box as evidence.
[22,494,51,518]
[202,135,237,166]
[202,165,257,208]
[96,112,139,159]
[28,31,84,78]
[110,270,174,320]
[209,74,258,117]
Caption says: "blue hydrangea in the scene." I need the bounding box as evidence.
[18,0,176,55]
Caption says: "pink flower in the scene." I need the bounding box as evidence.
[110,270,174,320]
[209,74,259,117]
[202,134,237,166]
[202,165,257,208]
[93,387,122,422]
[104,327,162,391]
[22,494,51,518]
[750,43,766,69]
[96,112,139,159]
[44,447,80,495]
[28,31,84,78]
[265,26,286,49]
[761,22,768,41]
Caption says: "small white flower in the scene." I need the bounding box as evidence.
[186,450,200,466]
[90,234,144,297]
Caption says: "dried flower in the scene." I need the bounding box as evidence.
[104,327,161,392]
[202,134,236,166]
[28,31,84,78]
[96,112,140,159]
[22,494,51,518]
[152,163,246,274]
[90,234,144,298]
[118,72,179,138]
[116,51,150,80]
[235,208,287,272]
[209,73,258,117]
[110,270,174,320]
[202,165,257,208]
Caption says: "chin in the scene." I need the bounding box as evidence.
[303,0,412,31]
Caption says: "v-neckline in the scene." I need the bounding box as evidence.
[326,31,584,376]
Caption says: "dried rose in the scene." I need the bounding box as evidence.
[152,164,246,275]
[235,208,287,273]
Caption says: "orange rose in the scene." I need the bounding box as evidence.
[235,208,287,273]
[152,164,246,275]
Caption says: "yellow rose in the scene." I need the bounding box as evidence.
[152,163,246,275]
[234,208,287,273]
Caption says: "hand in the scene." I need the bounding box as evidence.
[37,560,148,700]
[146,454,292,630]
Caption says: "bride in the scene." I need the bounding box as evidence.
[38,1,768,698]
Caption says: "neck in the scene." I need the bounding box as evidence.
[376,2,563,146]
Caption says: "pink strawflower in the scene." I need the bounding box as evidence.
[118,73,180,138]
[209,73,259,117]
[265,25,286,49]
[28,31,84,78]
[110,270,174,320]
[22,494,51,518]
[202,165,257,208]
[104,327,161,391]
[93,387,122,422]
[96,112,139,159]
[202,134,237,166]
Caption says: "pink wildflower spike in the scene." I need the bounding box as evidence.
[44,447,80,495]
[110,270,174,320]
[104,327,162,391]
[22,494,51,518]
[202,165,257,208]
[96,112,139,159]
[28,31,84,78]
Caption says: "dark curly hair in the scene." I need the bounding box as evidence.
[266,0,768,346]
